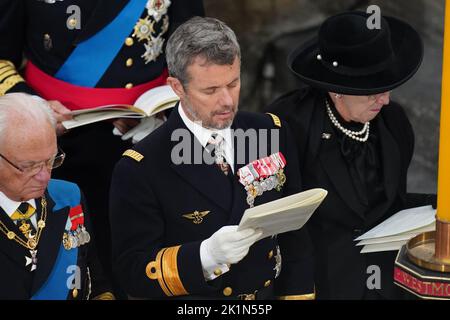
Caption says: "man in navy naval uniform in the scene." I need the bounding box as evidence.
[0,0,204,283]
[110,17,315,299]
[0,93,112,299]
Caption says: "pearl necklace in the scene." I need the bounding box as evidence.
[325,99,370,142]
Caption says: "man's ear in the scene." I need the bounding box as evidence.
[167,77,185,99]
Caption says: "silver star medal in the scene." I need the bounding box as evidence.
[141,35,165,64]
[146,0,171,22]
[273,245,282,278]
[25,250,38,272]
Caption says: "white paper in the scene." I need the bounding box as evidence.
[360,240,408,253]
[355,205,435,241]
[356,222,435,246]
[238,188,327,240]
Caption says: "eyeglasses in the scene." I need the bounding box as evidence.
[0,147,65,176]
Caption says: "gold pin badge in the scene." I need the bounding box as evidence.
[43,34,53,51]
[182,210,210,225]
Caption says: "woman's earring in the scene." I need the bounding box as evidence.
[334,94,342,98]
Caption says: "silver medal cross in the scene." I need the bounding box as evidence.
[25,250,38,271]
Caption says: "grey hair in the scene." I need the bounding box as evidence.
[166,16,241,87]
[0,93,56,139]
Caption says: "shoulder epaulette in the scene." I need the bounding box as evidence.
[266,113,282,128]
[122,149,144,162]
[0,60,25,96]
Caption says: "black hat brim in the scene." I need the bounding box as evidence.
[288,16,424,95]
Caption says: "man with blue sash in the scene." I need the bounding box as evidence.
[0,0,204,285]
[0,93,113,300]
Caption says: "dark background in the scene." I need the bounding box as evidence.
[204,0,444,194]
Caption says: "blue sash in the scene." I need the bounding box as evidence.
[31,180,81,300]
[55,0,147,87]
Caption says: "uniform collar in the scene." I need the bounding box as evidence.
[0,191,36,219]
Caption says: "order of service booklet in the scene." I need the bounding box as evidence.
[354,205,436,253]
[238,188,328,240]
[62,85,179,129]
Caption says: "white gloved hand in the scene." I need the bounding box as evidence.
[120,116,166,144]
[201,226,263,267]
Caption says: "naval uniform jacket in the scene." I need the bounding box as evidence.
[0,0,205,94]
[110,106,315,299]
[0,179,111,300]
[266,87,436,299]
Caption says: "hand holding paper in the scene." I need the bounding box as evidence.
[201,226,263,265]
[238,188,327,241]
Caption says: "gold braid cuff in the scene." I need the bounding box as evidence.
[91,292,116,300]
[0,60,25,96]
[277,292,316,300]
[146,245,189,297]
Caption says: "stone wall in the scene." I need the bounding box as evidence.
[204,0,444,194]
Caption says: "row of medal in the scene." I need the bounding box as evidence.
[63,226,90,250]
[238,152,287,207]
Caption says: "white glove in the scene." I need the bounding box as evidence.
[201,226,262,267]
[117,116,165,144]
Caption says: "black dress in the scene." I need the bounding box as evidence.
[266,87,436,299]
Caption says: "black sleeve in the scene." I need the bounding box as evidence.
[109,157,215,298]
[0,0,36,95]
[81,192,114,299]
[383,102,437,211]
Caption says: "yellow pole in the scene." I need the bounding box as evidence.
[435,0,450,262]
[437,0,450,223]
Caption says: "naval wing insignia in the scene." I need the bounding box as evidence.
[182,210,210,225]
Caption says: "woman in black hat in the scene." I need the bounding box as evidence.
[266,11,436,299]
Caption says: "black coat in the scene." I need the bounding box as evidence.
[110,107,315,299]
[0,179,111,300]
[0,0,204,93]
[266,88,435,299]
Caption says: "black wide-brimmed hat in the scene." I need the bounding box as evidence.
[288,11,423,95]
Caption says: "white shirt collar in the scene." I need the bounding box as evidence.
[0,191,36,218]
[178,104,234,170]
[178,103,233,149]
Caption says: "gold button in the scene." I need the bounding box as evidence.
[68,18,77,28]
[264,280,271,288]
[268,250,274,259]
[125,37,134,46]
[126,58,133,67]
[214,268,222,276]
[223,287,233,296]
[72,288,78,298]
[125,83,134,89]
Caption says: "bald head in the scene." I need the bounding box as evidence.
[0,93,58,201]
[0,93,56,144]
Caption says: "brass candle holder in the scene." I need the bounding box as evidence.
[394,219,450,299]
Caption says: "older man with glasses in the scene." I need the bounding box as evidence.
[0,93,113,300]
